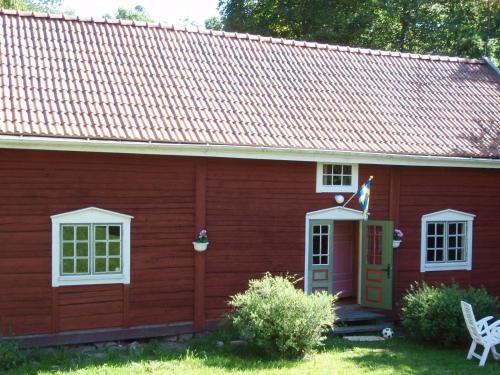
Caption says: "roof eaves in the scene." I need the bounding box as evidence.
[1,135,499,169]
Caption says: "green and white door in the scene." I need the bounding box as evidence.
[360,220,393,309]
[307,220,333,294]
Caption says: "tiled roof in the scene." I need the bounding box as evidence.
[0,9,499,158]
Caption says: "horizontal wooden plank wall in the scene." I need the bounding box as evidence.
[0,150,196,336]
[204,160,393,320]
[395,167,500,301]
[1,148,499,340]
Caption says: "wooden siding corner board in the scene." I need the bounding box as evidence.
[194,159,207,331]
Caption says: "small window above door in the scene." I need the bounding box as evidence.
[316,163,359,193]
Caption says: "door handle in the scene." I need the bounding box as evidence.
[385,264,391,279]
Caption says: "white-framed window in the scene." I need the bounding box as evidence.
[312,224,330,265]
[420,209,475,272]
[316,163,358,193]
[51,207,133,286]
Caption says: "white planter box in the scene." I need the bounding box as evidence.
[393,240,402,249]
[193,241,209,252]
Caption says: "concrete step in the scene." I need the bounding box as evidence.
[331,323,394,335]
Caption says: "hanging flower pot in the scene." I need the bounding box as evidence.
[393,228,403,249]
[193,241,209,252]
[193,229,209,252]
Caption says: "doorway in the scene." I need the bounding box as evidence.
[305,207,393,310]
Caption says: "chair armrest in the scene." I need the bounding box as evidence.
[477,316,494,325]
[489,320,500,330]
[476,316,495,333]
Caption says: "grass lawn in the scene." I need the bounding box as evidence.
[5,335,500,375]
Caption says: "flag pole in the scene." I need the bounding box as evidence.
[342,192,357,207]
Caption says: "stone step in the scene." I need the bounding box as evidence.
[331,323,394,335]
[335,305,388,324]
[336,309,387,323]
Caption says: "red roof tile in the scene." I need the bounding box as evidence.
[0,9,499,158]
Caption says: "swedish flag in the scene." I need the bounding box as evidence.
[357,176,373,216]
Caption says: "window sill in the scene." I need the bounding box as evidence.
[421,262,471,272]
[316,185,357,193]
[52,274,129,287]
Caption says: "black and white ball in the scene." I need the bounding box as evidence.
[381,327,394,339]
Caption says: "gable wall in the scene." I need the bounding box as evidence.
[0,149,498,339]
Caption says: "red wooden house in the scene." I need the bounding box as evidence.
[0,9,499,346]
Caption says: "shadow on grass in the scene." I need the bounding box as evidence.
[183,335,307,372]
[8,333,302,375]
[7,342,185,375]
[330,337,500,375]
[7,334,500,375]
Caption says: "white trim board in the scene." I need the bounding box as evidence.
[1,135,500,169]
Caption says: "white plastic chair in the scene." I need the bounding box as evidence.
[461,301,500,367]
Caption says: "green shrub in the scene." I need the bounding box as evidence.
[226,273,337,357]
[0,339,25,371]
[400,282,499,347]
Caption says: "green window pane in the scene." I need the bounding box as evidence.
[333,164,342,174]
[109,258,121,272]
[62,226,74,241]
[342,165,352,175]
[62,242,74,257]
[95,258,106,273]
[62,259,74,274]
[108,226,121,240]
[76,226,89,240]
[323,175,332,185]
[76,242,89,257]
[95,242,106,256]
[76,259,89,273]
[332,176,342,185]
[323,164,332,174]
[109,242,121,256]
[95,226,107,240]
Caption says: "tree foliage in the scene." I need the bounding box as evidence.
[205,16,223,30]
[113,5,153,22]
[217,0,500,61]
[0,0,61,13]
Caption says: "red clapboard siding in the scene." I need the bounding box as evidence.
[0,149,196,334]
[394,167,500,302]
[1,149,500,338]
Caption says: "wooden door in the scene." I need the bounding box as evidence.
[360,220,393,309]
[307,220,333,294]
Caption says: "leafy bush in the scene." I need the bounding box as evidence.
[400,282,499,347]
[226,273,337,357]
[0,339,25,371]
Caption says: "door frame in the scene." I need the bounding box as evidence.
[304,206,365,294]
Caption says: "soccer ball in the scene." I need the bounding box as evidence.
[382,327,394,339]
